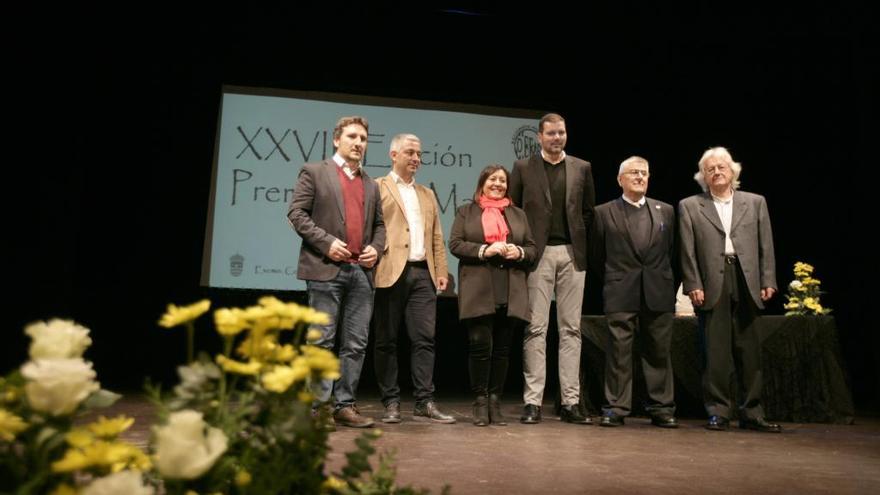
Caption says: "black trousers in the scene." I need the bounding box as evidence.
[699,259,764,420]
[603,309,675,417]
[464,308,516,397]
[373,264,437,406]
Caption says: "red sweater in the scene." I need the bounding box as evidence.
[335,166,364,262]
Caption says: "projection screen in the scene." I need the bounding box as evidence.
[202,86,544,292]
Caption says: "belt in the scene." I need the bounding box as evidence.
[406,260,429,268]
[724,254,738,265]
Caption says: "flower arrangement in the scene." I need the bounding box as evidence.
[152,296,440,495]
[2,299,444,494]
[784,261,832,316]
[0,319,153,494]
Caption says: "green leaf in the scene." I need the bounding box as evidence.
[82,389,122,409]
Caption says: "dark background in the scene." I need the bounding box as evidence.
[6,5,875,414]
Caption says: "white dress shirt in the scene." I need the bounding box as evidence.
[712,192,736,255]
[390,171,426,261]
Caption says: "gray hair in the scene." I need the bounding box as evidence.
[389,133,421,152]
[694,146,742,192]
[618,156,649,176]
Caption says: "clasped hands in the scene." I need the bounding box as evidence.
[485,241,521,260]
[327,239,378,268]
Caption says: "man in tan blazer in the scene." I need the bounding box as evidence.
[373,133,455,424]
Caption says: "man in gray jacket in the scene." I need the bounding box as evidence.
[679,146,780,433]
[288,116,385,429]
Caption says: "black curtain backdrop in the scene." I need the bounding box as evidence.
[7,5,875,413]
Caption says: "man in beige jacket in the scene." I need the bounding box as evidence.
[373,133,454,424]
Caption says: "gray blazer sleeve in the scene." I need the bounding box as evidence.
[288,165,335,255]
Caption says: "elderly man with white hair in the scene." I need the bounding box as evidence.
[590,156,678,428]
[678,147,780,433]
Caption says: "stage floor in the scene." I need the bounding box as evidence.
[106,396,879,494]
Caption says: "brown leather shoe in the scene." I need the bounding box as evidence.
[334,405,375,428]
[413,401,456,424]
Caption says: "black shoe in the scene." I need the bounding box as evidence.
[488,394,507,426]
[381,402,401,424]
[414,401,456,424]
[705,415,730,431]
[560,405,592,425]
[739,417,782,433]
[650,414,679,429]
[520,404,542,424]
[473,396,489,426]
[599,412,625,427]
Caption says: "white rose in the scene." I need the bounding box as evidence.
[789,280,803,289]
[82,470,154,495]
[25,319,92,359]
[21,358,100,416]
[153,410,228,479]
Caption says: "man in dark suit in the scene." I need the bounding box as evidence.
[288,115,385,429]
[509,113,595,424]
[679,146,781,433]
[373,133,454,424]
[591,156,678,428]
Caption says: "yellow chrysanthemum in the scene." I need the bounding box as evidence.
[127,447,153,471]
[262,363,310,393]
[48,483,78,495]
[52,440,148,473]
[794,261,814,274]
[51,449,92,472]
[0,408,28,442]
[258,295,284,309]
[322,475,348,492]
[307,329,323,342]
[274,344,297,362]
[305,307,330,326]
[298,390,314,403]
[236,330,289,361]
[65,428,94,448]
[301,345,341,380]
[159,299,211,328]
[88,415,135,438]
[235,469,253,487]
[215,355,262,376]
[257,297,330,328]
[214,307,249,336]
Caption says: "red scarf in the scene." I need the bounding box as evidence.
[478,195,510,243]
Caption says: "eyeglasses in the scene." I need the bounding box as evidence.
[625,169,650,177]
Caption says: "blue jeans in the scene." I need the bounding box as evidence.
[307,263,374,410]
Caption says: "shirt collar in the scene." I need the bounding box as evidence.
[540,149,567,165]
[332,153,361,174]
[622,195,646,207]
[389,170,415,186]
[711,190,734,204]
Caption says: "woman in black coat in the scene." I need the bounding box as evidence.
[449,164,536,426]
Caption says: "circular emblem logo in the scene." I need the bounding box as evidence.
[512,125,540,160]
